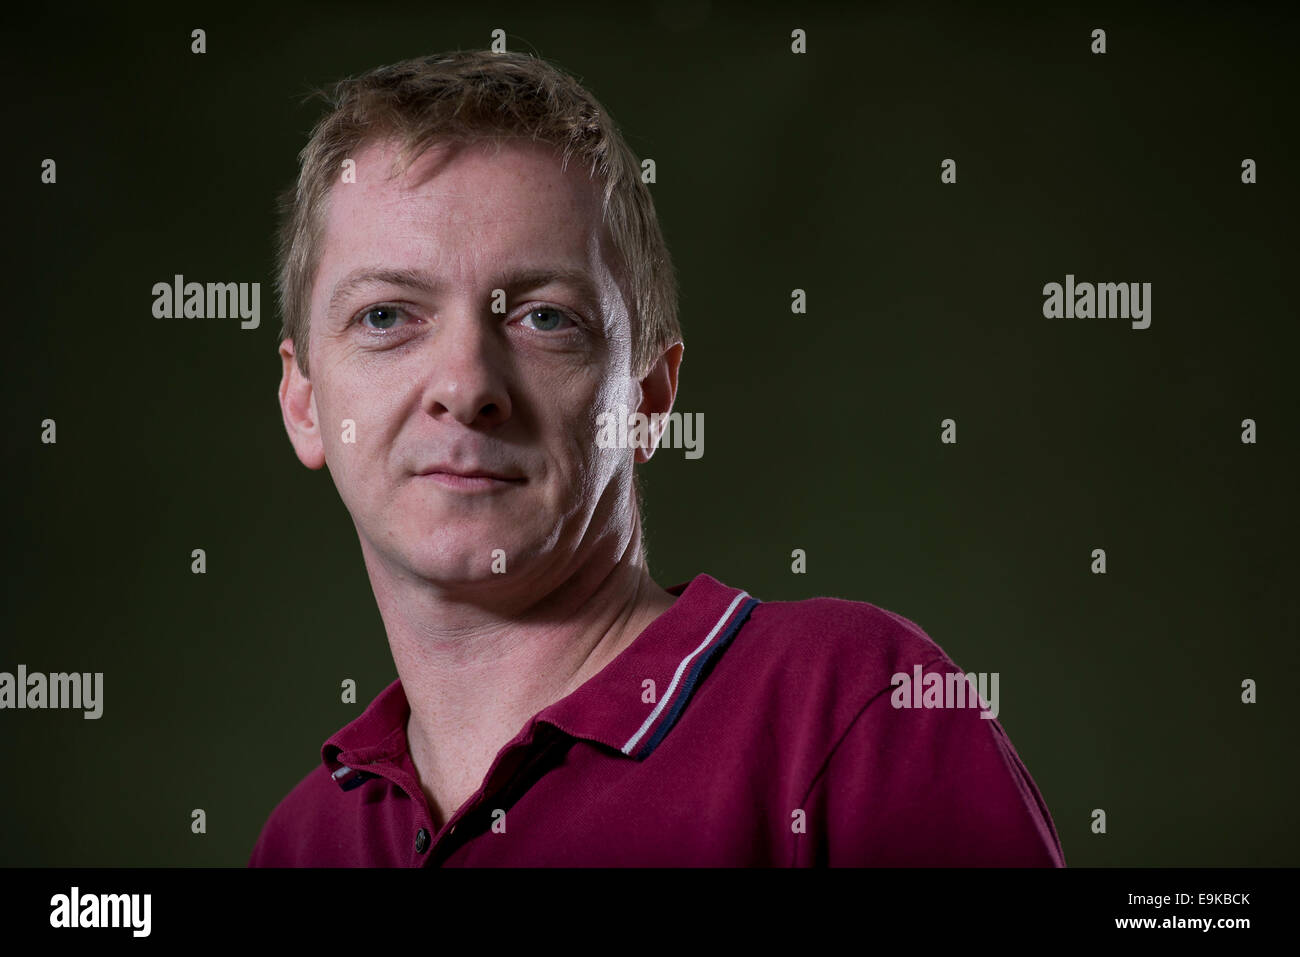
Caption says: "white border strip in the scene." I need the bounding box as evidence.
[620,590,751,755]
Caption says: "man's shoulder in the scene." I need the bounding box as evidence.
[737,588,956,693]
[722,587,1064,866]
[247,762,344,867]
[694,585,968,754]
[248,678,422,866]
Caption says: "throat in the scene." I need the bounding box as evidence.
[405,715,491,833]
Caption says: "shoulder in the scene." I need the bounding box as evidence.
[248,762,345,867]
[735,590,957,705]
[722,590,1064,865]
[247,676,421,866]
[701,589,962,785]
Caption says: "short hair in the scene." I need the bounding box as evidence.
[273,49,681,383]
[272,49,676,558]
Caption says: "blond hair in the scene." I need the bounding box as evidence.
[273,49,680,381]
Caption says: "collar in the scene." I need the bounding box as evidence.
[322,573,760,790]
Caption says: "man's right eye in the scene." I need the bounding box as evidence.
[357,305,409,330]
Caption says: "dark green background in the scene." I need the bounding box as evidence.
[3,1,1295,866]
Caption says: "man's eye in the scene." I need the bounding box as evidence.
[520,307,574,332]
[358,305,408,330]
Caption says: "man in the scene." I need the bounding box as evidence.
[250,49,1064,867]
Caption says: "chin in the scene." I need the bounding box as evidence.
[399,525,532,583]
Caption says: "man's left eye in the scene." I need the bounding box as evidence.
[520,307,573,332]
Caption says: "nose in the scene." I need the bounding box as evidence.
[421,308,513,428]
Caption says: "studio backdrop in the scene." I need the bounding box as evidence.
[2,0,1295,866]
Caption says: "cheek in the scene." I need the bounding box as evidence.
[316,378,398,497]
[561,375,636,486]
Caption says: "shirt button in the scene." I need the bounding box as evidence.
[414,828,430,854]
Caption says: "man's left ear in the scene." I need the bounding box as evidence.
[633,342,683,465]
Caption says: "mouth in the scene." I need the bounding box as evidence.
[414,467,526,492]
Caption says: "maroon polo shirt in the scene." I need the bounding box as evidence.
[249,573,1065,866]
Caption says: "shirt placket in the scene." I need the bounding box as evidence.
[422,723,574,866]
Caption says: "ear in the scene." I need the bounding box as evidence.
[279,338,326,470]
[633,341,684,464]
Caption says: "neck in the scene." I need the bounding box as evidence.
[357,519,676,828]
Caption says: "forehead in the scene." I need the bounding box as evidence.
[311,135,620,313]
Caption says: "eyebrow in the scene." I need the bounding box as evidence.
[326,265,605,321]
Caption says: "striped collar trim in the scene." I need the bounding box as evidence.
[321,574,761,790]
[537,574,761,761]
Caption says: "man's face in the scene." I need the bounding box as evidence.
[282,136,644,591]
